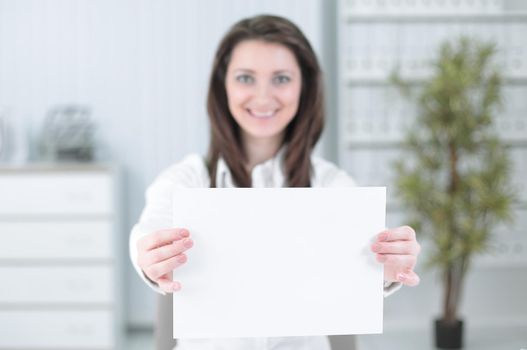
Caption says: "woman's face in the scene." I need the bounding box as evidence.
[225,40,302,145]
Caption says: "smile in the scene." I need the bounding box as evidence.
[246,109,278,119]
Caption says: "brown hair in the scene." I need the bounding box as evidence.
[206,14,324,187]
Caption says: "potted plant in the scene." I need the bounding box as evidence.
[391,37,515,349]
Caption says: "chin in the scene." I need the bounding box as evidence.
[245,129,284,140]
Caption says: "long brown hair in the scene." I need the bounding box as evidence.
[206,14,324,187]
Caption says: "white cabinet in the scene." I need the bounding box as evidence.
[0,164,122,349]
[0,310,114,348]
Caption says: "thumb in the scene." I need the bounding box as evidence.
[158,276,181,293]
[398,270,420,287]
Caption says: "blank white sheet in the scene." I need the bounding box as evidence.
[172,187,385,339]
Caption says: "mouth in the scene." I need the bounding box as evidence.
[246,109,278,119]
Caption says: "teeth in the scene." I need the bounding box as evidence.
[249,109,276,118]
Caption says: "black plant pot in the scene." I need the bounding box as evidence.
[435,318,464,349]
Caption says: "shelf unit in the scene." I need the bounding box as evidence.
[336,0,527,338]
[338,0,527,149]
[0,164,123,350]
[337,0,527,206]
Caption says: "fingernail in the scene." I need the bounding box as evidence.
[177,254,187,263]
[180,230,189,237]
[397,273,407,282]
[378,232,388,241]
[184,238,193,248]
[173,282,181,291]
[371,243,380,252]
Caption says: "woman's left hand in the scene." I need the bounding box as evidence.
[371,225,421,286]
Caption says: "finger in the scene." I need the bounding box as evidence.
[139,228,189,252]
[140,238,194,267]
[377,226,416,242]
[144,253,188,280]
[157,276,182,293]
[371,240,420,255]
[397,270,420,286]
[376,253,417,270]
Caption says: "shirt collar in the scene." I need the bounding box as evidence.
[216,147,286,188]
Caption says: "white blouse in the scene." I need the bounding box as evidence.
[130,148,401,350]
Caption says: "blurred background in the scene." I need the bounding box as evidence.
[0,0,525,349]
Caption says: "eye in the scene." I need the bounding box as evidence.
[236,74,254,84]
[273,75,291,85]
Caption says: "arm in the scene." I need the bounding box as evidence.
[129,154,208,294]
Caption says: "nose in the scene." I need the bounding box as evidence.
[253,81,274,103]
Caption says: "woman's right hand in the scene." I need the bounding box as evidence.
[137,228,193,293]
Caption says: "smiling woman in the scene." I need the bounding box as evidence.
[129,14,421,350]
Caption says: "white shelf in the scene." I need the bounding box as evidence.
[345,11,527,22]
[343,121,527,147]
[345,74,527,85]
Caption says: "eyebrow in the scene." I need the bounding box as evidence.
[233,69,293,75]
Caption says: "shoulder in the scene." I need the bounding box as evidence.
[148,153,209,193]
[311,156,357,187]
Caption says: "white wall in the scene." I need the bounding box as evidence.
[0,0,329,327]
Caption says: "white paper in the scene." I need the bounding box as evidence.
[172,187,385,339]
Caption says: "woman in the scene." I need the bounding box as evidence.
[130,14,421,350]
